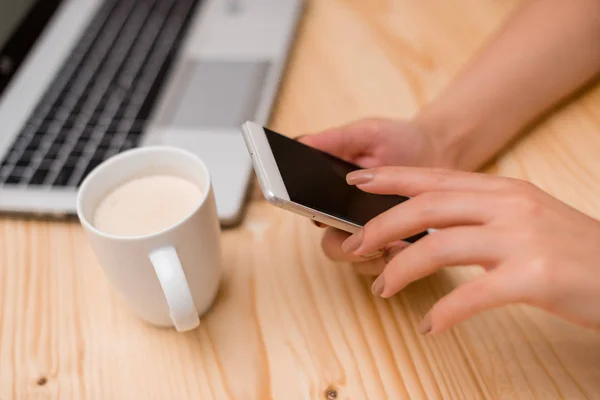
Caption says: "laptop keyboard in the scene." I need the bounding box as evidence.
[0,0,201,188]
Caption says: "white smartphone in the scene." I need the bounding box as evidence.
[240,121,427,243]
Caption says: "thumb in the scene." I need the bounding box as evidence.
[299,118,383,162]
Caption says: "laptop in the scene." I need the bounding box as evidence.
[0,0,304,226]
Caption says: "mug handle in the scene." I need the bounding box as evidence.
[148,246,200,332]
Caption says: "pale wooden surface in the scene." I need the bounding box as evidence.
[2,0,600,399]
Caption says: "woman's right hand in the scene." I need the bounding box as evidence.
[299,117,459,275]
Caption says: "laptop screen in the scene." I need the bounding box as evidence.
[0,0,63,97]
[0,2,38,50]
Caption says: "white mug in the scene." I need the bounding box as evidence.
[77,146,222,332]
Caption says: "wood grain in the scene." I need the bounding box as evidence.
[2,0,600,399]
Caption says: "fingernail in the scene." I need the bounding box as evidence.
[418,312,432,334]
[360,250,384,260]
[371,275,385,296]
[341,230,363,254]
[347,170,374,185]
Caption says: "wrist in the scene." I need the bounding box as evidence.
[413,105,480,171]
[414,101,517,172]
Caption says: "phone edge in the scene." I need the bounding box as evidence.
[240,121,361,234]
[240,121,289,204]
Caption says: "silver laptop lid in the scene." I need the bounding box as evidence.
[0,1,64,101]
[0,0,305,226]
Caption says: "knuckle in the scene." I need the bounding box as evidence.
[431,171,451,186]
[501,177,532,189]
[358,118,384,134]
[506,192,543,217]
[507,178,542,196]
[516,179,538,191]
[423,233,453,264]
[413,192,444,221]
[462,279,489,301]
[416,191,444,204]
[526,255,559,298]
[366,117,384,131]
[494,177,528,194]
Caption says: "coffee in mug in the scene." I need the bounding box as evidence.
[93,174,203,237]
[77,146,222,332]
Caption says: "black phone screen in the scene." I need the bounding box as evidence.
[265,128,427,243]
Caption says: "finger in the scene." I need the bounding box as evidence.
[353,241,409,275]
[321,227,392,263]
[383,240,411,263]
[421,266,525,334]
[346,191,498,256]
[353,258,386,276]
[376,227,507,298]
[321,228,367,262]
[347,166,512,197]
[299,119,382,162]
[311,220,327,228]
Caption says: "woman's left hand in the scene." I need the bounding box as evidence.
[342,166,600,334]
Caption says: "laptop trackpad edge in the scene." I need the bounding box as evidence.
[158,59,271,129]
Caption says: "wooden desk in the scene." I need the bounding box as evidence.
[2,1,600,398]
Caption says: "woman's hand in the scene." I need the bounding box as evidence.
[341,166,600,334]
[300,118,453,170]
[299,118,458,274]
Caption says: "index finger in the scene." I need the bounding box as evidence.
[347,166,512,197]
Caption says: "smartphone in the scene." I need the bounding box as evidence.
[240,121,427,243]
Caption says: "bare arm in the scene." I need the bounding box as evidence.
[419,0,600,171]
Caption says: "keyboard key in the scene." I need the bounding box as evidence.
[51,165,76,186]
[29,163,53,185]
[80,159,103,183]
[0,0,203,188]
[4,167,27,185]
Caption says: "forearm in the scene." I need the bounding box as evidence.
[417,0,600,171]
